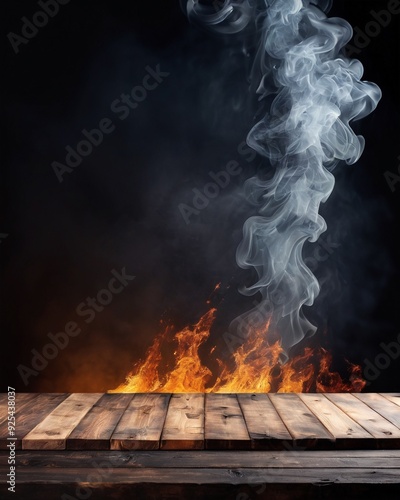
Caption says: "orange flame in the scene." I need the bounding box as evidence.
[110,307,366,393]
[111,309,215,393]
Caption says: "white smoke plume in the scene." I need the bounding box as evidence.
[183,0,382,359]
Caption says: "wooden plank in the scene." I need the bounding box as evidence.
[4,450,400,469]
[381,393,400,408]
[237,393,292,449]
[2,466,400,485]
[269,393,334,448]
[354,393,400,430]
[0,395,9,425]
[0,393,38,426]
[298,393,373,447]
[111,393,170,450]
[325,393,400,443]
[67,393,133,450]
[2,393,399,454]
[15,393,39,406]
[2,479,400,500]
[22,393,102,450]
[0,393,8,424]
[161,393,204,450]
[2,480,400,500]
[205,394,250,450]
[0,393,69,449]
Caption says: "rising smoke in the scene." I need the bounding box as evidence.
[183,0,382,360]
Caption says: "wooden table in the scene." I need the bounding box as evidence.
[1,392,400,498]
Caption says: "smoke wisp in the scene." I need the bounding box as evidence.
[184,0,382,359]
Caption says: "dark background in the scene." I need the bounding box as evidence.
[1,0,399,392]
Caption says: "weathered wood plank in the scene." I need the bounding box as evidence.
[111,393,170,450]
[381,394,400,409]
[0,395,7,422]
[354,393,400,430]
[2,466,400,484]
[325,393,400,443]
[4,450,400,469]
[298,393,373,447]
[0,393,69,449]
[2,481,400,500]
[67,394,133,450]
[2,393,400,453]
[269,393,334,448]
[237,393,292,449]
[0,393,38,426]
[15,393,39,406]
[161,393,204,450]
[22,393,103,450]
[205,394,250,450]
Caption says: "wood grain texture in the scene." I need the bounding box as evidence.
[325,393,400,444]
[111,393,170,450]
[0,395,9,426]
[381,394,400,408]
[1,466,400,484]
[0,393,69,449]
[354,393,400,430]
[237,393,292,449]
[1,392,400,499]
[298,393,373,447]
[269,393,334,448]
[1,393,400,452]
[161,393,204,450]
[205,394,250,450]
[22,393,102,450]
[4,450,400,469]
[67,393,133,450]
[0,393,38,426]
[2,482,400,500]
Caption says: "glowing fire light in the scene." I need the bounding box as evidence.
[110,308,365,393]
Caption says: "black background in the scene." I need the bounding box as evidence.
[1,0,400,392]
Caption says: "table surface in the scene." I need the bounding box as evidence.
[1,392,400,451]
[2,393,400,498]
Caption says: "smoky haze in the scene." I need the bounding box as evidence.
[1,0,399,392]
[184,0,382,359]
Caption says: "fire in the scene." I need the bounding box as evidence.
[110,308,366,393]
[111,309,215,393]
